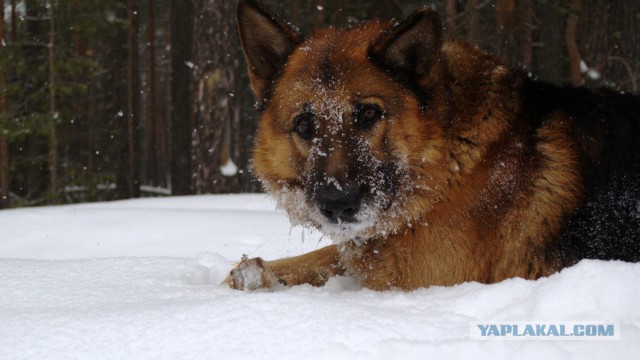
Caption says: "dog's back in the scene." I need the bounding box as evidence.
[521,79,640,263]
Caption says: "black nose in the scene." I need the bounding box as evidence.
[316,185,362,222]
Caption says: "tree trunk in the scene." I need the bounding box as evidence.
[496,0,533,69]
[24,0,47,200]
[126,0,141,198]
[518,0,532,69]
[146,0,159,186]
[192,0,239,194]
[111,3,128,199]
[445,0,457,38]
[565,0,583,86]
[0,0,9,208]
[48,0,58,201]
[111,0,142,199]
[170,0,193,196]
[465,0,481,44]
[576,0,637,92]
[536,1,563,82]
[0,134,8,208]
[10,0,17,42]
[69,26,95,200]
[157,31,170,188]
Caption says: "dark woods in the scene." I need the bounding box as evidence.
[0,0,638,208]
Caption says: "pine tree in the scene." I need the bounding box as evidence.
[192,0,240,194]
[169,0,193,196]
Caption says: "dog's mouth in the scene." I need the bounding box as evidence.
[307,182,398,243]
[313,200,382,244]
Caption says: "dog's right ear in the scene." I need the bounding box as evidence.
[237,0,303,101]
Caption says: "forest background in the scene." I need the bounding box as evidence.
[0,0,638,208]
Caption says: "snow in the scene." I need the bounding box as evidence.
[587,69,602,80]
[1,194,639,359]
[580,60,589,73]
[579,59,602,80]
[220,158,238,177]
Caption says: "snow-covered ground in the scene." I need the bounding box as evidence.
[1,194,639,359]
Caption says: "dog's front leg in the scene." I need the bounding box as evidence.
[226,245,344,290]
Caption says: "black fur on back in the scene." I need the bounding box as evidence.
[520,77,640,264]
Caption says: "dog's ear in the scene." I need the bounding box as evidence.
[237,0,303,101]
[370,8,443,82]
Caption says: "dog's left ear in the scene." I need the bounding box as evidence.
[370,8,443,82]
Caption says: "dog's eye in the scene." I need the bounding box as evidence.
[355,104,383,128]
[294,114,315,140]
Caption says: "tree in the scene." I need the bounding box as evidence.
[170,0,193,196]
[0,0,9,208]
[445,0,457,38]
[535,0,563,83]
[465,0,482,44]
[145,0,160,186]
[109,0,142,200]
[48,0,58,200]
[10,0,17,42]
[192,0,240,194]
[496,0,533,69]
[0,0,638,208]
[21,0,49,202]
[565,0,582,86]
[0,133,7,208]
[127,0,141,198]
[576,0,639,92]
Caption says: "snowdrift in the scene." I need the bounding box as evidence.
[1,195,638,359]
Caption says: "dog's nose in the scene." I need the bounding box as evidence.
[316,185,362,222]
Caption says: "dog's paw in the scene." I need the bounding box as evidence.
[225,255,281,291]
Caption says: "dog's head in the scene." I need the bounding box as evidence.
[238,0,451,243]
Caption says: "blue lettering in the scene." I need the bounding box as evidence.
[500,325,513,336]
[475,322,617,339]
[513,325,521,336]
[560,325,569,336]
[487,325,500,336]
[477,324,490,336]
[598,324,614,337]
[523,325,535,336]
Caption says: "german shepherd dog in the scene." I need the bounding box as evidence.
[228,0,640,291]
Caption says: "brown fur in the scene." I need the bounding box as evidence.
[229,0,640,291]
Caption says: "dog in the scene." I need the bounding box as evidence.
[227,0,640,291]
